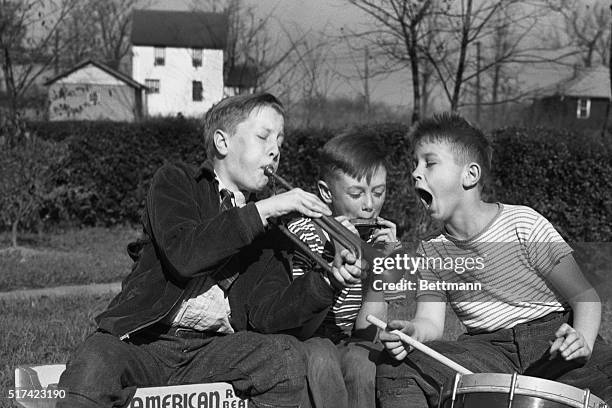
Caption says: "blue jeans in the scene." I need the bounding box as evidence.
[303,337,382,408]
[57,326,311,408]
[376,312,612,408]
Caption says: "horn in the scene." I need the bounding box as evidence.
[264,166,363,274]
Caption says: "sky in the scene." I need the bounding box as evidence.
[146,0,417,108]
[145,0,588,111]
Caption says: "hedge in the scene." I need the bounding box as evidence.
[489,127,612,242]
[19,119,612,242]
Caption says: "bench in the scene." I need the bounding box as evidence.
[14,364,249,408]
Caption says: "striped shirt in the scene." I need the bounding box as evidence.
[416,203,572,333]
[288,218,363,334]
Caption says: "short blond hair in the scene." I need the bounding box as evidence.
[203,93,285,159]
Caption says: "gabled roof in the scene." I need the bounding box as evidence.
[44,59,146,89]
[131,9,227,49]
[537,66,611,100]
[225,64,258,88]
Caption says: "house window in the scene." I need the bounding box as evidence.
[192,48,202,67]
[577,98,590,119]
[145,79,160,94]
[192,81,203,101]
[154,47,165,66]
[88,91,99,105]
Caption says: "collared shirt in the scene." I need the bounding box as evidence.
[163,174,243,333]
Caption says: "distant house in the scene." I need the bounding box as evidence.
[45,60,146,121]
[224,64,258,97]
[131,9,228,117]
[531,66,611,130]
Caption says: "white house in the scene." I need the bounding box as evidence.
[131,10,227,117]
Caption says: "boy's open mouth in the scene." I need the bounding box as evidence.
[416,188,433,209]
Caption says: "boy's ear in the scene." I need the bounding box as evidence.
[213,130,229,157]
[463,162,481,189]
[317,180,333,204]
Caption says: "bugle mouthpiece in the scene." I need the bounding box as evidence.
[263,165,275,177]
[264,166,293,190]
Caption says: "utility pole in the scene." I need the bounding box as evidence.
[475,41,481,124]
[364,46,371,117]
[54,30,60,75]
[603,5,612,138]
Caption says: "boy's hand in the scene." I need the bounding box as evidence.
[328,248,362,289]
[256,188,331,224]
[549,323,593,362]
[371,217,397,243]
[379,320,415,361]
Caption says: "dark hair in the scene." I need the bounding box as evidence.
[412,112,493,186]
[203,92,285,158]
[319,128,388,183]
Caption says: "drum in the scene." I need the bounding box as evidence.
[438,373,608,408]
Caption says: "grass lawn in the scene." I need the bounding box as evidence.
[1,293,114,407]
[0,226,139,292]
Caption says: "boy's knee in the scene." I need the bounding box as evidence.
[303,337,340,374]
[66,334,111,368]
[342,346,376,385]
[60,332,129,389]
[241,333,308,394]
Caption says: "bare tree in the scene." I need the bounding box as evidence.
[417,12,442,117]
[348,0,558,116]
[421,0,519,112]
[58,1,97,68]
[58,0,140,71]
[547,0,611,67]
[0,0,77,132]
[290,32,342,126]
[192,0,308,92]
[346,0,436,122]
[89,0,138,71]
[335,24,412,118]
[461,3,545,124]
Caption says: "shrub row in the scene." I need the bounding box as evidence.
[21,119,612,242]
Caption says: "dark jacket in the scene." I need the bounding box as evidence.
[96,161,335,340]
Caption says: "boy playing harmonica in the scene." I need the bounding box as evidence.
[287,129,398,408]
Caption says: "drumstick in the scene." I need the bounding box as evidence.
[367,315,473,375]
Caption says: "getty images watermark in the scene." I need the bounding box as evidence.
[370,253,485,292]
[367,241,612,298]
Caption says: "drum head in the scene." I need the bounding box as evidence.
[439,373,607,408]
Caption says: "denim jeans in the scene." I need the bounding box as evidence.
[376,312,612,408]
[57,326,311,408]
[303,337,382,408]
